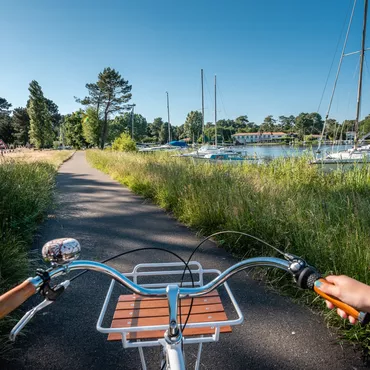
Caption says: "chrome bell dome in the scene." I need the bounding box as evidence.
[42,238,81,265]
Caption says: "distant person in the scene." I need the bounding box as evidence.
[315,276,370,324]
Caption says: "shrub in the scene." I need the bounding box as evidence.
[112,133,137,152]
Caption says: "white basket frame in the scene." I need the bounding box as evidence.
[96,261,244,349]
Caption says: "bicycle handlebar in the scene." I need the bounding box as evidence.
[0,278,38,318]
[45,257,292,297]
[0,257,290,319]
[0,256,369,325]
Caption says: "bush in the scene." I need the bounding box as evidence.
[112,133,137,152]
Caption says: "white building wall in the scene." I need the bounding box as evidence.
[233,133,284,143]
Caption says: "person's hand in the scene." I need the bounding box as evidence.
[315,275,370,324]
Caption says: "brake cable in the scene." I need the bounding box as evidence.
[69,247,195,285]
[179,230,293,332]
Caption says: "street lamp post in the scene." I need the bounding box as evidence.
[127,104,136,140]
[166,92,171,143]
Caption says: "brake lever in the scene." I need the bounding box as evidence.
[10,280,70,341]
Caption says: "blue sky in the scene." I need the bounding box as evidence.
[1,0,369,126]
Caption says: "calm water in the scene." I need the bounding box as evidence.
[243,144,352,159]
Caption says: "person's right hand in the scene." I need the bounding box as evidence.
[315,275,370,324]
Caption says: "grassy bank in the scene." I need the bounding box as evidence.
[0,150,74,354]
[87,150,370,349]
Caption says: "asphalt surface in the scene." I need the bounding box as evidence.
[1,151,366,370]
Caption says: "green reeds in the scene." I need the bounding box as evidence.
[0,151,73,354]
[87,150,370,349]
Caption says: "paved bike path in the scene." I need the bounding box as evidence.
[2,152,365,370]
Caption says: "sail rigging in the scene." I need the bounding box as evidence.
[317,0,358,152]
[312,0,370,167]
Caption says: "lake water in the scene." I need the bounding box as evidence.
[243,144,352,159]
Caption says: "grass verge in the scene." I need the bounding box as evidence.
[0,150,74,355]
[86,149,370,351]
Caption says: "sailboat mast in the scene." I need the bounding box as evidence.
[166,91,171,143]
[317,0,357,153]
[214,75,217,148]
[201,69,205,144]
[354,0,368,146]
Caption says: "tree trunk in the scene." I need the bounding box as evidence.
[100,113,108,149]
[100,98,111,149]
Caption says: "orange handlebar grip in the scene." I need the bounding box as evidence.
[0,279,36,319]
[314,278,360,319]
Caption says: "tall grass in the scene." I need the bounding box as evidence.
[0,151,73,355]
[87,150,370,349]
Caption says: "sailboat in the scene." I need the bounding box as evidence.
[182,72,224,157]
[311,0,370,168]
[181,71,253,161]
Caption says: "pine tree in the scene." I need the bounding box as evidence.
[77,67,132,149]
[27,81,53,148]
[0,97,13,144]
[0,115,14,144]
[0,97,12,114]
[12,107,30,145]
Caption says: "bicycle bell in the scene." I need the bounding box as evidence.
[42,238,81,265]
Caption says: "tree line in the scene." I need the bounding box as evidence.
[1,67,370,149]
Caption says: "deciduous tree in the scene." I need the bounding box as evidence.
[217,119,236,142]
[184,111,202,142]
[45,98,62,137]
[82,107,102,147]
[325,118,339,140]
[27,81,53,148]
[159,122,174,144]
[107,112,148,142]
[150,117,164,142]
[295,112,323,139]
[133,114,148,141]
[108,115,129,143]
[175,124,185,139]
[64,111,87,149]
[359,114,370,137]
